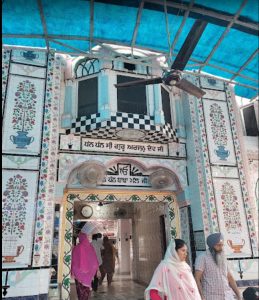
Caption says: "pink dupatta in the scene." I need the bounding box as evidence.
[71,233,99,287]
[145,240,201,300]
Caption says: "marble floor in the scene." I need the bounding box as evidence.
[70,274,146,300]
[49,275,247,300]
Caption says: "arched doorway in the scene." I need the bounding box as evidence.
[58,188,180,299]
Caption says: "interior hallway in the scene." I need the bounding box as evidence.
[70,274,146,300]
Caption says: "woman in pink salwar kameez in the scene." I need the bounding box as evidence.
[145,239,201,300]
[71,232,99,300]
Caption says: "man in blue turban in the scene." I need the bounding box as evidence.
[194,233,242,300]
[207,232,223,248]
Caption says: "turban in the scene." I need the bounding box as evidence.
[206,233,224,248]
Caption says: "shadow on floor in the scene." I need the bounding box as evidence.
[70,274,146,300]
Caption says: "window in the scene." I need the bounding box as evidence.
[117,75,147,115]
[123,62,136,71]
[161,86,172,124]
[242,104,258,136]
[77,77,98,117]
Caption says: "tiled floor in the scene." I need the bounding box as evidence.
[70,274,146,300]
[49,276,247,300]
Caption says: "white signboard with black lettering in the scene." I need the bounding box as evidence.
[59,136,186,158]
[82,138,168,156]
[103,163,150,187]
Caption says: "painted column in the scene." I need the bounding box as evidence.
[98,70,111,119]
[61,80,73,128]
[153,84,165,125]
[173,88,186,138]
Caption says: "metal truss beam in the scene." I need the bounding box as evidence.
[170,0,194,57]
[199,0,248,72]
[145,0,258,32]
[37,0,49,50]
[131,0,145,53]
[89,0,95,52]
[230,49,259,81]
[4,34,258,85]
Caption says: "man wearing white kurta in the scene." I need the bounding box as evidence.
[91,233,103,291]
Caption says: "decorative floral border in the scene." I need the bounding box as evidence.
[32,51,56,266]
[187,75,211,237]
[41,54,64,266]
[179,206,192,266]
[33,53,64,266]
[60,190,179,299]
[225,86,258,256]
[196,87,219,232]
[2,49,11,111]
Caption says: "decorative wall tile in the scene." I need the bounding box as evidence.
[2,155,40,170]
[60,134,81,151]
[200,77,225,91]
[2,170,39,268]
[187,74,211,237]
[41,54,63,266]
[2,269,50,297]
[11,50,47,66]
[203,99,236,165]
[211,166,239,178]
[10,63,46,78]
[248,159,259,205]
[225,86,258,256]
[213,178,251,257]
[168,142,186,157]
[179,207,192,266]
[228,258,259,281]
[193,75,226,233]
[32,52,63,267]
[2,49,11,111]
[203,89,226,101]
[2,75,45,155]
[192,75,257,256]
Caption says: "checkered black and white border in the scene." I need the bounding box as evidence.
[66,112,178,143]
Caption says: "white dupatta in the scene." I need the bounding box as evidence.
[145,240,201,300]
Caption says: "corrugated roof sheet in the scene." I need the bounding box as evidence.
[2,0,259,98]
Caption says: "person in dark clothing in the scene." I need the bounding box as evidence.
[99,236,116,286]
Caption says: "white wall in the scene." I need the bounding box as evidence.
[132,202,166,285]
[117,219,132,274]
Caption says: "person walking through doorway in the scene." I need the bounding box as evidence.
[91,233,103,291]
[99,236,116,286]
[195,232,242,300]
[71,232,99,300]
[145,239,201,300]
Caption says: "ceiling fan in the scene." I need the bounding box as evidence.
[115,20,207,98]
